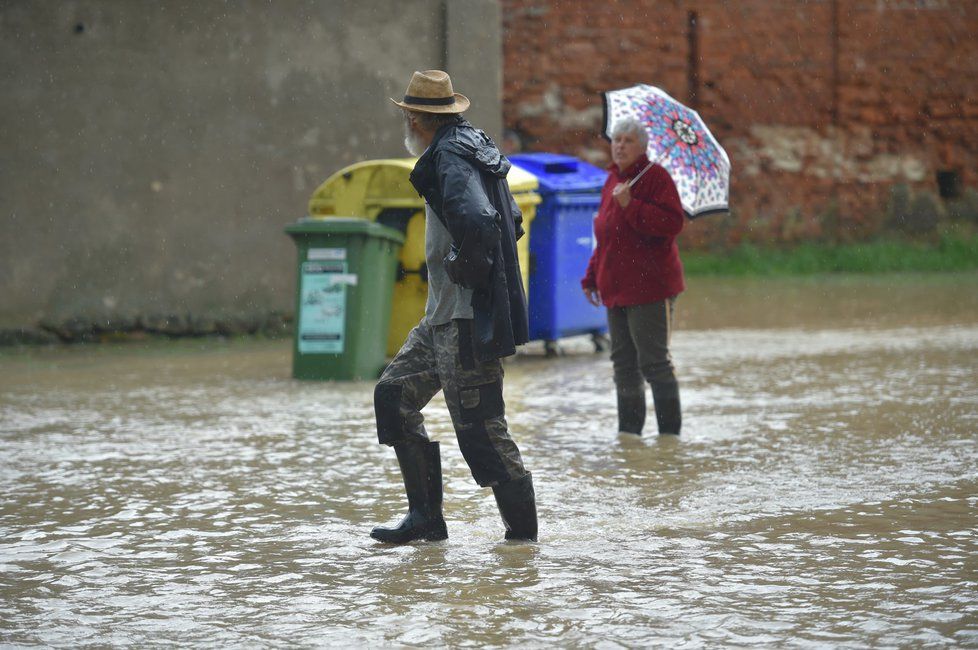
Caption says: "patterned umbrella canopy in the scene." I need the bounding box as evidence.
[603,84,730,219]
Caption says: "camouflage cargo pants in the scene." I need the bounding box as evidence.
[374,318,528,487]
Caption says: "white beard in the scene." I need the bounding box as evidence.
[403,123,426,157]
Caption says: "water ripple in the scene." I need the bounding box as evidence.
[1,322,976,646]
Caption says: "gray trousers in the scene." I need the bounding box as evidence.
[374,318,527,487]
[607,298,681,434]
[608,298,677,389]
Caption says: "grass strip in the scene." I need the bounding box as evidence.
[683,232,978,276]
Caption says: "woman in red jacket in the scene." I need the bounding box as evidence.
[582,117,685,436]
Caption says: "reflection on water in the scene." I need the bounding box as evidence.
[1,276,977,646]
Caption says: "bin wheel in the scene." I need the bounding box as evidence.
[592,333,609,353]
[544,340,560,358]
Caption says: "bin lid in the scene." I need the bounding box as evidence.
[505,163,538,195]
[508,153,608,194]
[309,158,539,217]
[309,159,417,217]
[285,216,405,245]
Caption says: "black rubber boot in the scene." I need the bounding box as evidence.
[651,379,682,435]
[616,388,646,435]
[370,440,448,544]
[492,472,538,541]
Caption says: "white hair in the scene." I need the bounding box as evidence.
[610,117,649,148]
[403,109,460,132]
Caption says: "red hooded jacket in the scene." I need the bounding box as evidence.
[581,154,686,307]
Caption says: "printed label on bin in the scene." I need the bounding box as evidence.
[329,273,358,286]
[298,261,347,354]
[308,247,347,261]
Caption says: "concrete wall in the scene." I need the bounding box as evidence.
[0,0,502,339]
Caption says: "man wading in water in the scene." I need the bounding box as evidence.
[370,70,538,543]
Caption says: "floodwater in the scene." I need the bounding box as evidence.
[2,274,977,647]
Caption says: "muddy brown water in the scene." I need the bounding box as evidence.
[2,274,977,647]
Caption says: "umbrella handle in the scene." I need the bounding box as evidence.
[626,162,654,188]
[626,143,675,188]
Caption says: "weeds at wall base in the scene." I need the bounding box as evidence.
[683,227,978,276]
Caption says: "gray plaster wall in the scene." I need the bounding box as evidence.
[0,0,502,338]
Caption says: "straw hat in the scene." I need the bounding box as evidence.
[391,69,470,114]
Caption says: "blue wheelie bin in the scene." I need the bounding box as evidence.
[508,153,609,356]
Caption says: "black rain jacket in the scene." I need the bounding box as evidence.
[409,117,529,361]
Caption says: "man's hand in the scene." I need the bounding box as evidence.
[612,182,631,208]
[583,287,601,307]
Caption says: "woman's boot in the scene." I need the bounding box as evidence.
[651,379,682,435]
[616,387,646,435]
[492,472,537,541]
[370,440,448,543]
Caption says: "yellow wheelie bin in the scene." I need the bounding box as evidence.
[308,159,540,357]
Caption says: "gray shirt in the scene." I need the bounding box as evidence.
[424,202,474,325]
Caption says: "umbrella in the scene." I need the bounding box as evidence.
[602,84,730,219]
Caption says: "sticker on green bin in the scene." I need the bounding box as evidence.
[298,260,356,354]
[308,247,347,261]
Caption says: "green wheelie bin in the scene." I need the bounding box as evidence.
[285,217,404,380]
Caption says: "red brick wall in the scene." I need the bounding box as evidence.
[501,0,978,246]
